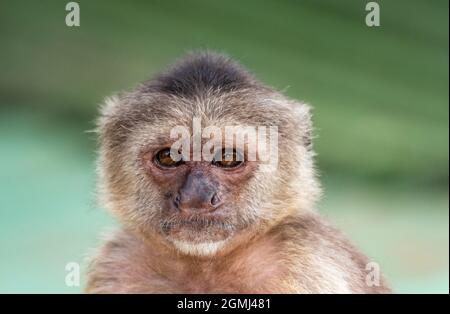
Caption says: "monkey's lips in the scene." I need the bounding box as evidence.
[159,211,237,242]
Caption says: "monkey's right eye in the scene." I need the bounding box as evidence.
[154,148,182,168]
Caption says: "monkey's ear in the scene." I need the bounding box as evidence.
[95,95,121,131]
[99,95,121,119]
[288,100,314,151]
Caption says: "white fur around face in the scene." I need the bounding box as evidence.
[170,239,227,256]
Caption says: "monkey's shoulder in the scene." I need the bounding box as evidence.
[85,229,174,293]
[271,212,391,293]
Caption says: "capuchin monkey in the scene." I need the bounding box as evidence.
[86,52,390,293]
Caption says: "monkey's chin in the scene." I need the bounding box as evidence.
[168,238,229,257]
[163,226,234,256]
[161,222,235,256]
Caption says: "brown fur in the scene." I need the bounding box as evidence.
[86,52,390,293]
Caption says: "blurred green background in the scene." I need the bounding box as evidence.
[0,0,448,293]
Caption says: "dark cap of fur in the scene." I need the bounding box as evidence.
[139,52,260,97]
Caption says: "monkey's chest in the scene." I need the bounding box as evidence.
[152,259,286,293]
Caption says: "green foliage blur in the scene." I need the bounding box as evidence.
[0,0,448,293]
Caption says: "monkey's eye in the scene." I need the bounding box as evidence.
[154,148,182,168]
[212,149,244,168]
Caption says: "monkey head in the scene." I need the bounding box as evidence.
[97,53,320,256]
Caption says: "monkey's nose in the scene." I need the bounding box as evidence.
[174,191,222,214]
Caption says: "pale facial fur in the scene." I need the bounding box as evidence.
[169,239,228,256]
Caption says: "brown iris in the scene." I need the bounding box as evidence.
[154,148,182,168]
[212,149,244,168]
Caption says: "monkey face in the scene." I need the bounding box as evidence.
[98,94,317,255]
[97,53,320,255]
[99,104,317,257]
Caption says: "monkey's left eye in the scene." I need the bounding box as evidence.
[212,149,244,168]
[154,148,182,168]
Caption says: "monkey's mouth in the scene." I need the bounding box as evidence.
[159,212,237,242]
[161,215,233,231]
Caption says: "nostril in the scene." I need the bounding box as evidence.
[173,194,181,208]
[211,193,221,207]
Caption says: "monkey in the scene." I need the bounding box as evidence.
[85,51,391,293]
